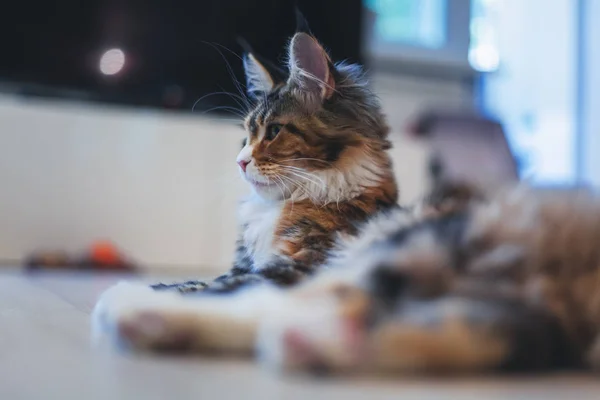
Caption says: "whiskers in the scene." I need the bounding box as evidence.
[279,158,344,177]
[192,41,254,121]
[267,162,333,205]
[278,157,336,166]
[273,158,352,209]
[269,174,296,215]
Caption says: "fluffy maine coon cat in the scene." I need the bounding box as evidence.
[93,30,600,375]
[152,31,398,294]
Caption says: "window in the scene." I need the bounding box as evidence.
[474,0,578,184]
[364,0,472,72]
[365,0,447,49]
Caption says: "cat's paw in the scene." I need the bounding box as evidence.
[92,281,153,348]
[92,281,196,352]
[257,315,365,376]
[112,309,199,352]
[256,284,370,375]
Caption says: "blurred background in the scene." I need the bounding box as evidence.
[0,0,597,272]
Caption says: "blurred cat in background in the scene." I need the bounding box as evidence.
[95,183,600,375]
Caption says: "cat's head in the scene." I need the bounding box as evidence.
[237,32,394,203]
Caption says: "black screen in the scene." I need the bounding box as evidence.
[0,0,363,113]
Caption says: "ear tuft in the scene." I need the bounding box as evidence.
[243,53,275,98]
[294,7,312,34]
[287,33,335,101]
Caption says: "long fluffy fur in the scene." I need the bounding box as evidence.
[95,184,600,375]
[93,31,600,376]
[154,32,397,293]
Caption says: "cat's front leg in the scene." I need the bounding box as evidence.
[92,281,279,354]
[150,280,208,293]
[148,237,254,294]
[149,272,269,295]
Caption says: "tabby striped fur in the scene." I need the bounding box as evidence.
[154,31,397,293]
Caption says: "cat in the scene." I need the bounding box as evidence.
[152,30,398,294]
[93,183,600,374]
[93,28,600,375]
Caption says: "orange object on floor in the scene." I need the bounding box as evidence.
[25,240,138,273]
[90,241,121,266]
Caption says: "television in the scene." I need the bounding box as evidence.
[0,0,363,114]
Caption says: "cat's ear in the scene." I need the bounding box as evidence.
[239,38,287,98]
[287,32,336,101]
[243,52,275,98]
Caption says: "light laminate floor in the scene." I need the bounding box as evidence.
[1,270,599,400]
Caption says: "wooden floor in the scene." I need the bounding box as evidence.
[1,270,599,400]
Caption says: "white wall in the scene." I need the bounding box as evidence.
[0,74,470,269]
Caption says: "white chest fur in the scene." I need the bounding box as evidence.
[238,195,284,270]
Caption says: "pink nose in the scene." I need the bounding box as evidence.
[237,159,249,172]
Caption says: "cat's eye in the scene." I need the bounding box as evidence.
[265,124,283,140]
